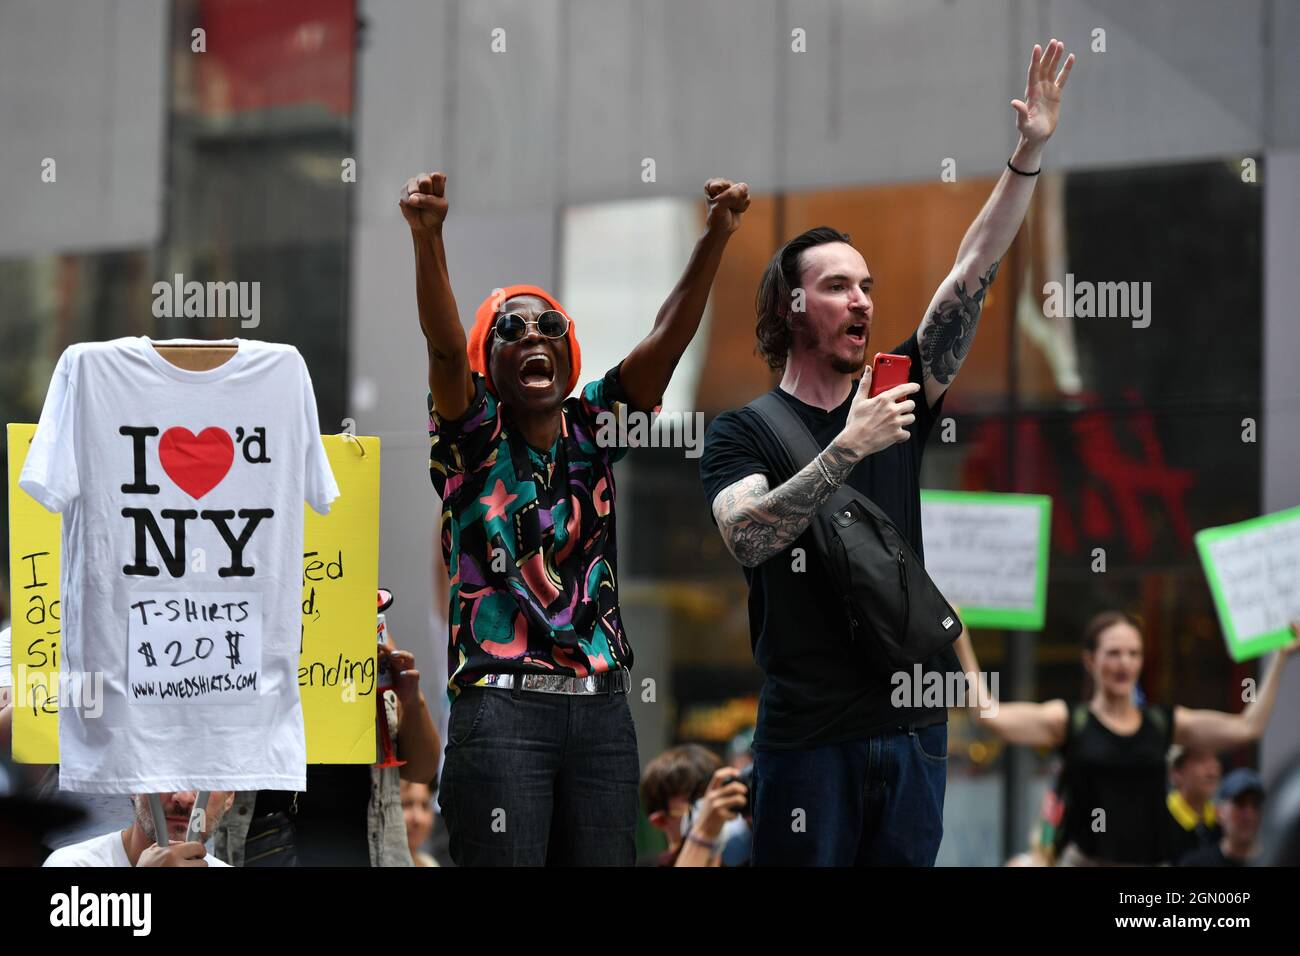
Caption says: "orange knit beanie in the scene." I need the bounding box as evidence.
[467,284,582,397]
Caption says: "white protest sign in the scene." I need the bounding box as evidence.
[919,491,1052,630]
[1195,506,1300,661]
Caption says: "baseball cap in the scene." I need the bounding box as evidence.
[1218,767,1265,803]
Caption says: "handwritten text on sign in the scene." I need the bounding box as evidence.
[920,491,1052,630]
[126,593,263,703]
[297,435,380,763]
[8,427,380,763]
[300,550,375,697]
[1196,507,1300,661]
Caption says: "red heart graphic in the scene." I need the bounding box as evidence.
[158,427,234,499]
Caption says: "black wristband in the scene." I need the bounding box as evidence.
[1007,158,1041,177]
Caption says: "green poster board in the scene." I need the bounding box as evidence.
[919,490,1052,630]
[1195,506,1300,662]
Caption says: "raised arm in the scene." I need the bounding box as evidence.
[1174,624,1300,752]
[619,179,751,411]
[712,373,919,568]
[954,623,1069,749]
[916,40,1075,408]
[400,171,475,421]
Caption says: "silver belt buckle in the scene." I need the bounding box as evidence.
[482,670,627,695]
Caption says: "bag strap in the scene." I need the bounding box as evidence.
[749,390,898,531]
[1065,702,1090,752]
[1146,703,1170,744]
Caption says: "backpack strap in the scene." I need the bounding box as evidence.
[1062,702,1090,754]
[748,391,900,533]
[1146,702,1171,746]
[746,392,841,569]
[1072,703,1090,735]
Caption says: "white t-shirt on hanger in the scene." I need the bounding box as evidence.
[20,337,339,794]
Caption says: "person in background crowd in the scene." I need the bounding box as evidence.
[43,791,234,867]
[638,743,749,867]
[639,744,721,866]
[956,614,1300,865]
[675,766,750,868]
[1164,745,1222,861]
[402,780,439,867]
[1178,768,1264,866]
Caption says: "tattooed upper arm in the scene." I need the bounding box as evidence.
[711,473,771,565]
[710,440,854,568]
[917,259,1000,406]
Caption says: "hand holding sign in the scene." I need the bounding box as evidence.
[1283,621,1300,657]
[1195,507,1300,661]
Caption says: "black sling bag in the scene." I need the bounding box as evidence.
[747,391,962,669]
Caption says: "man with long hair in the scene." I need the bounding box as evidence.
[700,41,1074,865]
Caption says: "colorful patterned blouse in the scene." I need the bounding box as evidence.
[428,367,638,692]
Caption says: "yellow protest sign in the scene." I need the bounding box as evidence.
[7,424,62,763]
[300,434,379,763]
[6,425,379,765]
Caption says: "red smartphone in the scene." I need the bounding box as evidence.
[867,352,912,398]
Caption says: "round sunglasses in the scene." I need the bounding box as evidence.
[493,310,570,343]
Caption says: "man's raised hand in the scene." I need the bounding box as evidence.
[1012,39,1074,146]
[839,369,921,459]
[704,178,751,235]
[400,172,449,233]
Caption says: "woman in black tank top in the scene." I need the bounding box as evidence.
[954,612,1299,865]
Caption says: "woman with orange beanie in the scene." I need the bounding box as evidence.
[400,170,749,865]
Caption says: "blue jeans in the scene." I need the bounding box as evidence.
[439,684,640,866]
[751,723,947,866]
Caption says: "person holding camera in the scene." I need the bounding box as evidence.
[639,744,749,867]
[675,767,750,868]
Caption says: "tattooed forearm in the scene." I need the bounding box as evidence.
[712,441,858,567]
[918,259,1001,386]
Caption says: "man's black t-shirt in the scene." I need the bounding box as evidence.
[699,333,958,750]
